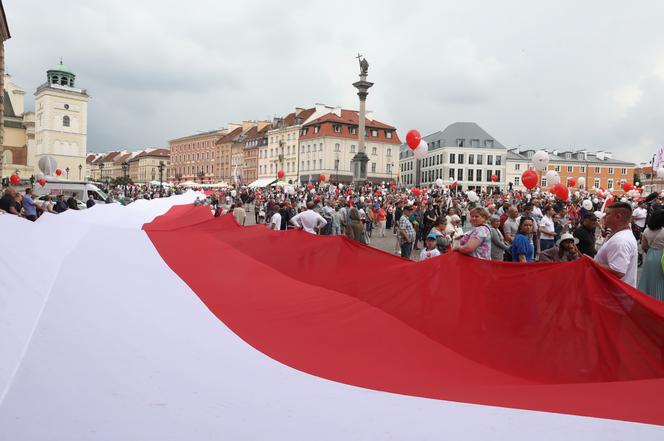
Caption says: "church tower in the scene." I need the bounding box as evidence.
[34,59,89,180]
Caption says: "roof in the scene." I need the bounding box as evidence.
[47,60,75,76]
[169,129,227,144]
[0,1,10,41]
[280,108,316,127]
[113,153,132,164]
[424,122,506,150]
[3,90,15,117]
[100,151,121,163]
[304,109,396,130]
[216,127,243,145]
[133,148,170,159]
[512,148,636,166]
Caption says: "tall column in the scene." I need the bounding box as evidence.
[351,56,373,184]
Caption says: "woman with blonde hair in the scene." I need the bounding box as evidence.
[454,207,492,260]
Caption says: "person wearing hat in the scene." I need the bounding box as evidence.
[539,233,581,262]
[573,212,599,257]
[419,232,441,261]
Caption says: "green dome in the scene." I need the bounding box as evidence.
[48,60,74,75]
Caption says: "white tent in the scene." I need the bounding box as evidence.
[248,178,276,188]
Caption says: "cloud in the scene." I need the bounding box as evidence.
[3,0,664,163]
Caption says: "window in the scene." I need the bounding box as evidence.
[457,169,464,181]
[469,154,475,165]
[301,161,304,170]
[580,166,586,173]
[449,153,456,164]
[594,167,601,174]
[514,177,520,186]
[335,143,340,152]
[487,155,493,165]
[567,166,573,172]
[495,155,501,165]
[594,178,600,189]
[307,160,310,170]
[515,163,521,171]
[63,116,70,127]
[456,139,465,147]
[541,178,547,187]
[468,169,474,181]
[371,162,376,173]
[371,129,378,137]
[476,169,482,181]
[350,145,356,153]
[621,168,627,175]
[314,126,320,134]
[333,124,341,133]
[372,146,377,155]
[607,179,614,189]
[302,128,308,135]
[386,131,392,139]
[458,154,464,164]
[387,148,392,157]
[349,127,357,134]
[470,139,480,148]
[476,155,483,165]
[484,140,494,148]
[334,159,339,170]
[555,166,560,172]
[319,143,323,151]
[608,167,614,174]
[449,168,455,180]
[319,159,323,169]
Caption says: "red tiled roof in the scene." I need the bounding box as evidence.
[113,153,132,164]
[101,151,121,163]
[281,108,316,126]
[216,127,243,144]
[304,109,397,130]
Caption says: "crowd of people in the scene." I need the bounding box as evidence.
[203,182,663,302]
[3,179,664,302]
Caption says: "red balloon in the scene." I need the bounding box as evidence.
[551,183,569,201]
[450,181,458,189]
[307,183,313,190]
[277,170,285,179]
[412,187,421,196]
[405,129,421,150]
[55,169,63,176]
[319,174,326,182]
[9,174,20,185]
[491,174,498,182]
[521,170,539,190]
[38,178,46,187]
[567,178,576,187]
[622,182,633,192]
[516,193,522,199]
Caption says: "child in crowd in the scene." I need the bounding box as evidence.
[420,233,441,261]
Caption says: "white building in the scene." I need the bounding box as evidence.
[297,106,400,184]
[34,60,89,180]
[399,122,507,191]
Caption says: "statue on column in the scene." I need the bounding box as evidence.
[356,53,369,76]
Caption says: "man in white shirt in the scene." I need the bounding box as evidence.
[290,201,327,234]
[268,205,282,230]
[595,202,638,287]
[538,205,557,251]
[632,202,647,230]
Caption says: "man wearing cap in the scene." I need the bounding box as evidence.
[419,232,441,261]
[574,212,598,257]
[398,205,416,259]
[539,233,582,262]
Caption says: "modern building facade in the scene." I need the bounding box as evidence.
[399,122,507,191]
[507,149,635,192]
[298,107,400,184]
[168,129,227,183]
[34,60,89,179]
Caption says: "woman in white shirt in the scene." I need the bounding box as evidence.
[638,210,664,301]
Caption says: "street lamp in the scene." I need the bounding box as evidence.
[158,160,165,192]
[122,161,130,196]
[78,163,82,180]
[65,167,70,179]
[99,163,104,183]
[151,168,156,182]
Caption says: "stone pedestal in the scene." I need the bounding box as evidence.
[352,75,373,185]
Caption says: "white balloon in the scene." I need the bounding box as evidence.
[526,194,532,200]
[620,197,628,203]
[574,191,580,198]
[578,177,586,187]
[592,198,599,204]
[35,172,45,181]
[635,182,641,187]
[531,150,550,170]
[594,211,604,219]
[413,139,429,160]
[544,170,560,185]
[467,190,479,202]
[658,168,664,178]
[582,199,593,210]
[435,178,444,188]
[360,196,365,202]
[38,156,58,176]
[230,190,237,197]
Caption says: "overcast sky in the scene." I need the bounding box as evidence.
[5,0,664,163]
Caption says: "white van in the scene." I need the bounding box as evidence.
[33,180,110,208]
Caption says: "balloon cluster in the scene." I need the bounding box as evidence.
[405,129,428,160]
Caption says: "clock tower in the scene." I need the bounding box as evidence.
[34,60,89,180]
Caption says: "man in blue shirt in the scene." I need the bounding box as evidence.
[22,188,38,221]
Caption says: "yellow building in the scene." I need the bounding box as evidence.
[128,148,170,184]
[1,74,35,179]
